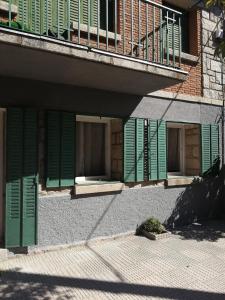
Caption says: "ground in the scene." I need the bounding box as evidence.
[1,222,225,299]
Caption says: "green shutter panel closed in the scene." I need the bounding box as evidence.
[46,111,61,188]
[22,110,38,246]
[71,0,79,22]
[136,119,144,182]
[61,112,76,187]
[157,120,167,180]
[148,120,158,180]
[123,118,136,182]
[211,124,219,164]
[31,0,41,33]
[5,108,23,248]
[201,124,211,174]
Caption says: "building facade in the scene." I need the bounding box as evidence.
[0,0,224,249]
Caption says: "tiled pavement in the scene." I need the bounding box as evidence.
[1,222,225,299]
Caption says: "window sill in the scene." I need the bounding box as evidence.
[165,176,196,187]
[168,49,198,63]
[74,181,124,195]
[0,1,18,15]
[72,22,122,41]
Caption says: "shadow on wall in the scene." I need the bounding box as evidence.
[166,162,224,231]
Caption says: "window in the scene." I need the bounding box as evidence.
[76,116,111,182]
[167,123,201,177]
[163,2,189,53]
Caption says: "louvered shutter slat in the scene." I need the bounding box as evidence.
[123,118,136,182]
[148,120,158,180]
[136,119,144,182]
[22,109,38,246]
[201,124,211,174]
[61,112,75,187]
[5,108,23,248]
[211,124,219,164]
[158,120,167,180]
[46,111,61,187]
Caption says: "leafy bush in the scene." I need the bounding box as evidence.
[138,217,166,234]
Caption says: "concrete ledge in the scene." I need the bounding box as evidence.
[75,182,125,195]
[72,22,121,41]
[150,90,224,106]
[0,248,8,261]
[166,177,195,187]
[168,49,199,63]
[0,1,18,15]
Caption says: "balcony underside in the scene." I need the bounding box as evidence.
[0,30,187,95]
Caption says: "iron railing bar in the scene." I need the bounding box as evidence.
[123,0,125,54]
[160,9,163,64]
[131,0,133,56]
[143,0,182,15]
[97,0,100,47]
[138,0,141,56]
[8,0,12,27]
[115,0,117,51]
[166,10,169,65]
[153,5,155,61]
[106,0,109,50]
[146,3,148,60]
[88,0,90,45]
[78,0,81,43]
[57,0,60,38]
[179,16,182,67]
[172,12,175,67]
[67,0,70,41]
[46,0,49,35]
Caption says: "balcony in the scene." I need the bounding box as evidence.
[0,0,188,95]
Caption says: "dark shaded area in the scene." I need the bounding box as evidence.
[1,271,225,300]
[166,167,225,231]
[171,220,225,242]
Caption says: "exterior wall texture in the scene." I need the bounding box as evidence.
[35,95,224,247]
[202,8,225,101]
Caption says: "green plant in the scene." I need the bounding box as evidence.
[138,217,166,234]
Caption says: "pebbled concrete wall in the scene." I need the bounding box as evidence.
[38,175,223,246]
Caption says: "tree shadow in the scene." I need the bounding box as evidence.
[165,162,225,242]
[1,271,225,300]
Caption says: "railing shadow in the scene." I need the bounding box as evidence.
[1,271,225,299]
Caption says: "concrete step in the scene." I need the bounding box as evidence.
[0,248,8,261]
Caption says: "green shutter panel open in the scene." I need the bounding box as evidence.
[211,124,219,164]
[201,124,211,174]
[136,119,144,182]
[6,108,23,248]
[123,118,136,182]
[61,112,75,187]
[157,120,167,180]
[22,110,38,246]
[148,120,158,180]
[46,111,61,188]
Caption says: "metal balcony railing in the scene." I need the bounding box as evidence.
[1,0,183,69]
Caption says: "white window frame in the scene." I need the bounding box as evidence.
[76,115,111,183]
[167,123,185,177]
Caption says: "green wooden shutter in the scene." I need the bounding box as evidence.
[148,120,158,180]
[71,0,79,22]
[46,111,61,188]
[211,124,219,164]
[123,118,136,182]
[5,108,23,248]
[41,0,53,34]
[22,109,38,246]
[31,0,41,33]
[61,112,75,186]
[157,120,167,180]
[136,119,144,182]
[201,124,211,174]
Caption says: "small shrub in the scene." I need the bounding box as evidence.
[138,217,166,234]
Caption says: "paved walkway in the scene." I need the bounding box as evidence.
[1,222,225,299]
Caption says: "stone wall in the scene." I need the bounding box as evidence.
[202,8,225,101]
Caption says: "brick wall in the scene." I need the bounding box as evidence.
[165,8,202,96]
